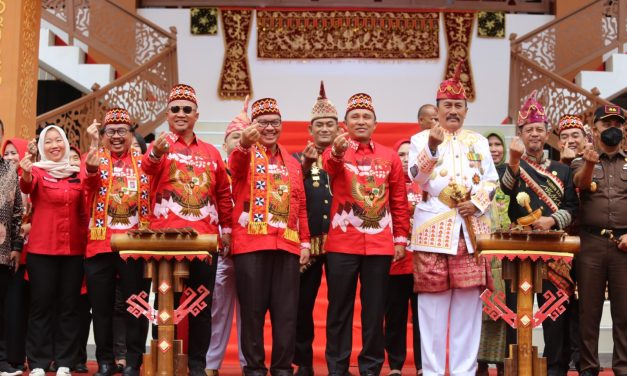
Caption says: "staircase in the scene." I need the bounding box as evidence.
[576,53,627,100]
[39,28,115,93]
[37,0,178,150]
[508,0,627,137]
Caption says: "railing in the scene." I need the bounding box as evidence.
[37,0,178,150]
[509,0,627,132]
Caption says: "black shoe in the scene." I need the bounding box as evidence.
[294,366,314,376]
[114,363,125,374]
[94,363,116,376]
[74,362,89,373]
[579,369,599,376]
[121,366,140,376]
[189,368,207,376]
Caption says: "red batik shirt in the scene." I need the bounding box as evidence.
[82,150,150,258]
[141,133,232,236]
[229,143,310,256]
[322,139,409,256]
[390,180,422,275]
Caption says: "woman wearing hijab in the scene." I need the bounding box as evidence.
[476,132,509,376]
[2,138,31,372]
[19,125,87,376]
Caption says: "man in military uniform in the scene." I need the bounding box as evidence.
[499,91,579,376]
[572,105,627,376]
[293,82,338,376]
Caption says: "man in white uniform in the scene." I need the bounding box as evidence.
[408,62,498,376]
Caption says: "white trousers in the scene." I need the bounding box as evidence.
[205,255,246,369]
[418,287,482,376]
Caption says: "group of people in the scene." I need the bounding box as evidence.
[0,66,624,376]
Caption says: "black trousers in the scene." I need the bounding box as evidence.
[384,274,421,371]
[0,265,11,365]
[294,257,324,367]
[113,282,127,361]
[26,253,84,369]
[325,253,392,376]
[84,253,149,368]
[506,279,572,374]
[234,250,300,376]
[76,294,92,365]
[4,265,29,365]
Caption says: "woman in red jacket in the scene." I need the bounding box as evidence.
[19,125,87,376]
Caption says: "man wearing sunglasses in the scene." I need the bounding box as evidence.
[229,97,310,376]
[141,84,233,376]
[82,108,151,376]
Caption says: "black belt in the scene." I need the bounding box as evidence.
[583,226,627,239]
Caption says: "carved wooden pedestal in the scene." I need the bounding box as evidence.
[111,229,217,376]
[477,232,579,376]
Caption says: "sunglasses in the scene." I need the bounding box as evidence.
[170,105,195,114]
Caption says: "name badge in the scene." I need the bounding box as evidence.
[127,178,138,192]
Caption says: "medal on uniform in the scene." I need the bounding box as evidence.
[439,168,448,177]
[311,165,321,188]
[590,181,597,192]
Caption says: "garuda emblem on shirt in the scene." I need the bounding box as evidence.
[169,162,212,217]
[351,175,387,229]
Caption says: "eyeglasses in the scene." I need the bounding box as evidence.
[170,105,194,114]
[104,128,130,137]
[257,120,281,128]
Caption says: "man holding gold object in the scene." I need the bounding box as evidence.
[498,91,579,376]
[408,62,498,376]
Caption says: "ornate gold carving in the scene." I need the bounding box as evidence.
[219,9,252,99]
[0,0,6,85]
[256,10,439,59]
[18,0,39,139]
[37,0,178,150]
[443,12,475,100]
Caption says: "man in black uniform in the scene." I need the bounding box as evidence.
[293,82,338,376]
[498,91,578,376]
[572,105,627,376]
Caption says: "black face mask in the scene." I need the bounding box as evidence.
[600,127,623,147]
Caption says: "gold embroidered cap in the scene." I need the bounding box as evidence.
[437,60,466,100]
[311,81,338,121]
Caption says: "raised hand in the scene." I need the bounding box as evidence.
[240,121,261,148]
[302,141,318,161]
[27,138,38,160]
[428,124,444,151]
[85,147,100,173]
[86,119,101,149]
[560,144,576,163]
[152,132,170,159]
[582,143,599,164]
[509,136,525,165]
[332,132,349,157]
[20,153,34,174]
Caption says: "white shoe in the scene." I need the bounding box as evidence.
[28,369,45,376]
[0,369,23,376]
[56,366,72,376]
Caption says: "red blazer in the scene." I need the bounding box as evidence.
[229,143,310,256]
[20,167,87,256]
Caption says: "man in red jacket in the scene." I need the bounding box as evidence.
[323,93,409,376]
[141,84,233,376]
[229,97,310,376]
[82,108,151,376]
